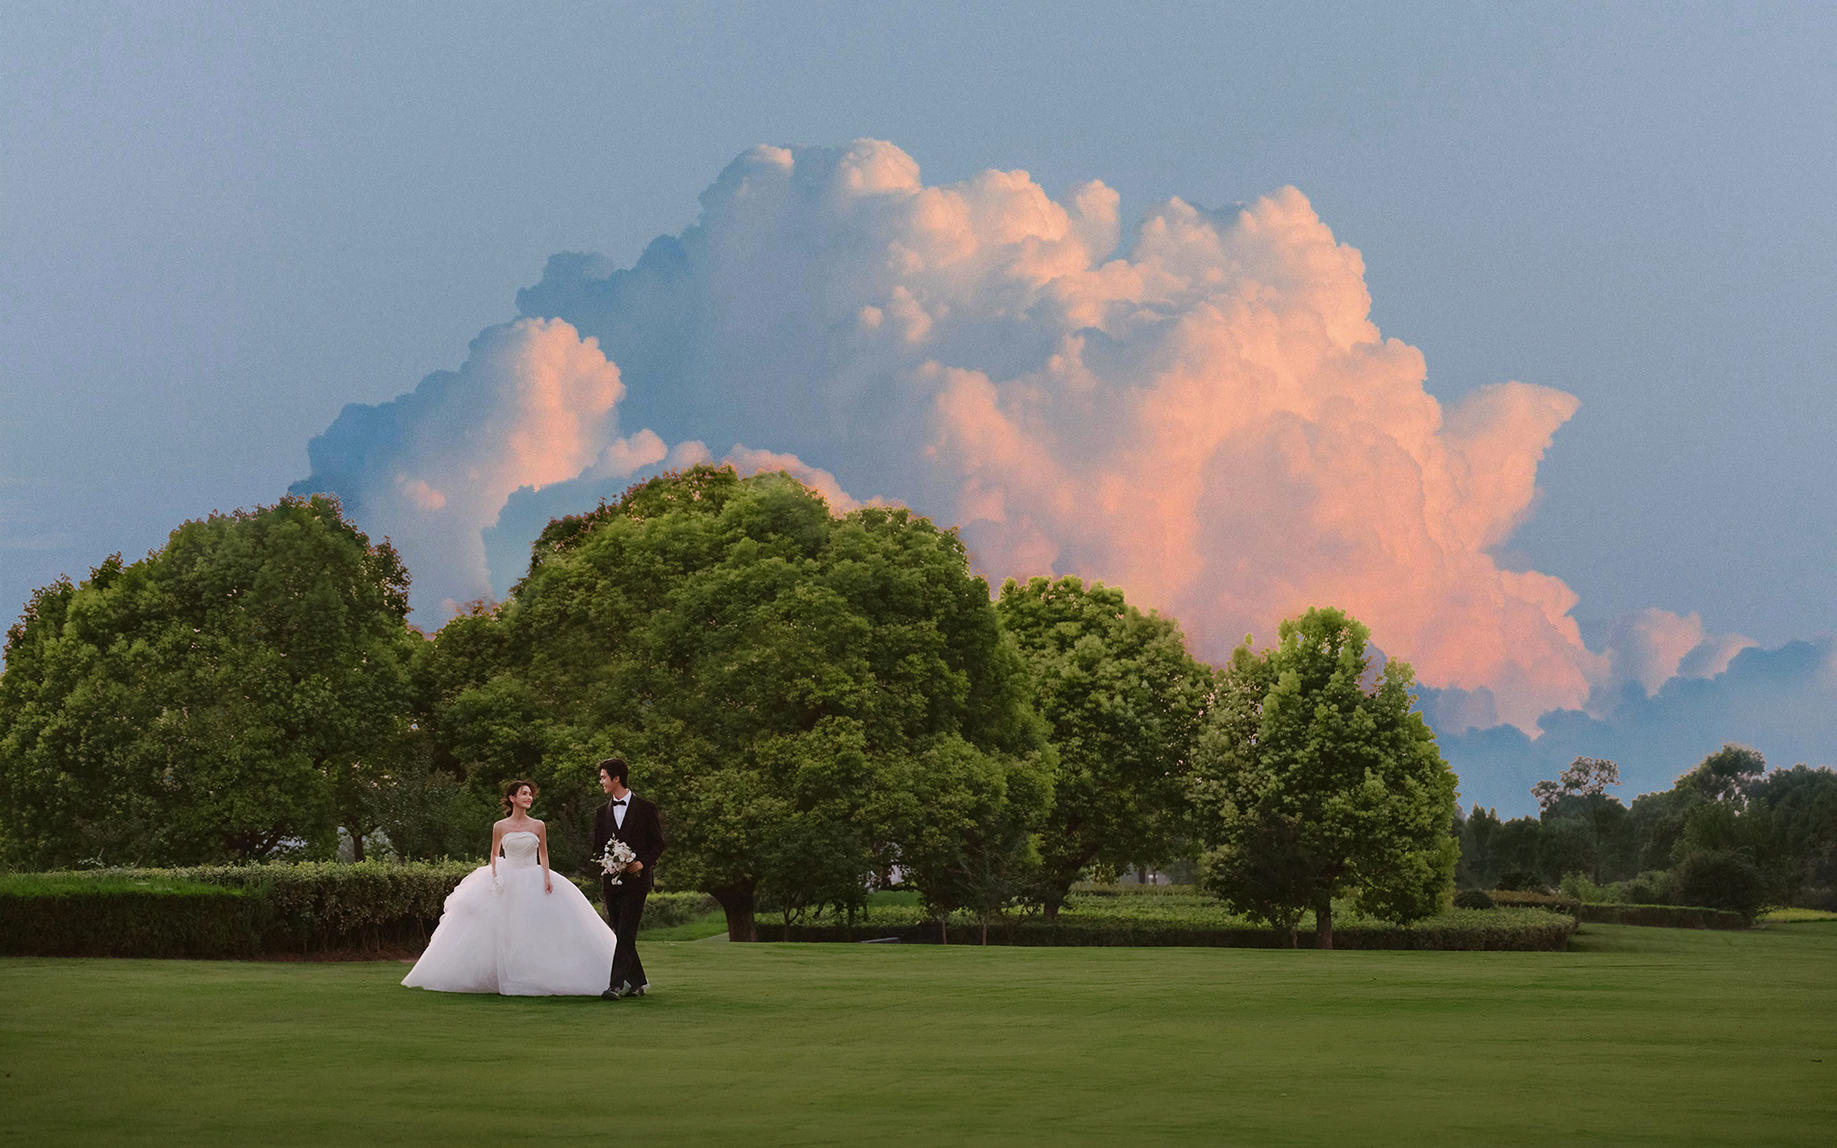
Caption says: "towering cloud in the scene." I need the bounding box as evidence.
[296,139,1761,734]
[295,317,630,612]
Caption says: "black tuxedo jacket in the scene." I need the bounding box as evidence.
[592,792,665,892]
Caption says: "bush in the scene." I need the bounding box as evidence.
[1453,889,1496,910]
[1559,873,1616,903]
[1673,850,1770,922]
[1495,870,1545,893]
[1622,870,1672,906]
[639,891,720,929]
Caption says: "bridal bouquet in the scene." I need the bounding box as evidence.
[598,839,637,885]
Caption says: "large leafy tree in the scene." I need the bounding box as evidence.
[994,576,1213,919]
[430,466,1046,940]
[1190,607,1458,947]
[0,496,418,866]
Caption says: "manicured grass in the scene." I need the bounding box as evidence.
[1764,907,1837,923]
[2,924,1832,1145]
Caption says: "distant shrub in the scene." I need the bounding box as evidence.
[1453,889,1496,910]
[1495,870,1545,893]
[1622,870,1672,906]
[1487,889,1581,913]
[1795,886,1837,912]
[1559,874,1616,903]
[1673,850,1769,922]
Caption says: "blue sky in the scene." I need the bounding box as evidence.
[4,3,1833,812]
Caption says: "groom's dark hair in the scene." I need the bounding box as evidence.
[598,757,629,786]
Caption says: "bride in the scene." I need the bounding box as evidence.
[402,780,616,996]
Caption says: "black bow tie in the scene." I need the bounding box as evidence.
[610,799,627,806]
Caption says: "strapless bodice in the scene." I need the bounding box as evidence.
[500,830,539,868]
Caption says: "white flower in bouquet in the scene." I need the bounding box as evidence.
[599,840,637,885]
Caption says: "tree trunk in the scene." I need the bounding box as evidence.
[1314,895,1334,950]
[940,917,949,945]
[1042,887,1066,923]
[711,882,757,942]
[349,827,365,862]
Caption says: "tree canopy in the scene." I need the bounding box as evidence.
[426,466,1049,939]
[994,576,1213,918]
[1190,606,1458,947]
[0,496,418,866]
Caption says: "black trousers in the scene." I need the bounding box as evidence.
[603,879,650,991]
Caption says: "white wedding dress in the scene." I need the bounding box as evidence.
[402,830,616,996]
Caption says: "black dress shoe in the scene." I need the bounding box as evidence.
[601,987,625,1000]
[626,986,645,998]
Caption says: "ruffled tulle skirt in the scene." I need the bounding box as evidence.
[402,862,616,996]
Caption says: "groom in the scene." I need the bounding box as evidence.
[593,756,665,1000]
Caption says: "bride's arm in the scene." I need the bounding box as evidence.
[537,823,553,893]
[489,822,503,880]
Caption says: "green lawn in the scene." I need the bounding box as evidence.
[2,924,1832,1146]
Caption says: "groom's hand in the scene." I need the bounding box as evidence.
[626,860,643,873]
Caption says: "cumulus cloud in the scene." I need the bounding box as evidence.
[298,138,1752,734]
[293,317,626,612]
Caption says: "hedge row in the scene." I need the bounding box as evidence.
[1483,888,1752,929]
[1485,889,1583,912]
[0,865,717,958]
[757,908,1577,951]
[1573,902,1750,930]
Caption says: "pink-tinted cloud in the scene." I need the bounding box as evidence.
[301,317,626,612]
[304,139,1753,732]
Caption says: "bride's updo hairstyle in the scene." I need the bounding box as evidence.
[501,780,538,816]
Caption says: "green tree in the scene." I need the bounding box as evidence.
[429,466,1046,940]
[1189,607,1458,947]
[1456,804,1505,890]
[1530,755,1620,813]
[1678,743,1766,804]
[994,576,1213,920]
[1489,816,1547,890]
[883,736,1055,943]
[0,496,419,866]
[1745,764,1837,903]
[1528,756,1634,885]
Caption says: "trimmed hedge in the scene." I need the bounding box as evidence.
[0,886,269,958]
[0,864,718,958]
[1574,902,1750,930]
[1484,888,1752,930]
[1485,889,1582,913]
[757,908,1577,951]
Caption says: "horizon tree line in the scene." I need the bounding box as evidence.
[2,469,1826,940]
